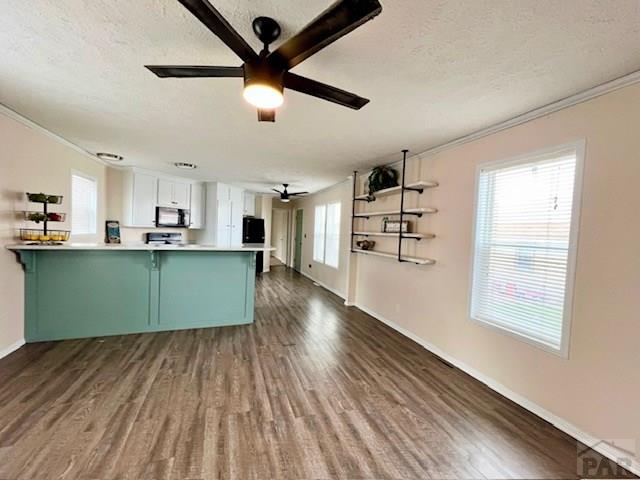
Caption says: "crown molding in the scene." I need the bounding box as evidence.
[0,102,107,166]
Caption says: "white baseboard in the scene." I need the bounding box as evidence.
[299,270,347,301]
[0,338,25,360]
[354,302,640,477]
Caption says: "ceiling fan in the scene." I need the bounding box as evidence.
[273,184,308,202]
[145,0,382,122]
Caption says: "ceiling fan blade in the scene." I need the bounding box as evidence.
[284,72,369,110]
[258,109,276,122]
[289,192,309,196]
[145,65,243,78]
[268,0,382,70]
[271,188,283,194]
[178,0,257,62]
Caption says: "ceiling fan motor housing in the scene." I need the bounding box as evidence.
[243,59,284,93]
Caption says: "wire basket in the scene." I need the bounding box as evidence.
[20,229,70,243]
[26,193,64,204]
[23,211,66,223]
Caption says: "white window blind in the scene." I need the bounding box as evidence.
[313,205,326,262]
[325,202,341,268]
[71,173,97,235]
[470,146,581,354]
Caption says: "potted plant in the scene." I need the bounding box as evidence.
[368,166,398,194]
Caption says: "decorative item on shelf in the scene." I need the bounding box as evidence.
[381,216,389,232]
[368,165,398,194]
[384,220,410,233]
[22,192,69,245]
[105,220,121,244]
[356,239,376,250]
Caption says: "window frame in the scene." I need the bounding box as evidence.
[468,140,585,358]
[70,170,98,236]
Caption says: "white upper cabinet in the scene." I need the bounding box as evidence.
[216,183,231,201]
[157,179,173,207]
[158,178,190,209]
[189,183,205,229]
[122,170,158,228]
[173,182,190,209]
[243,192,256,216]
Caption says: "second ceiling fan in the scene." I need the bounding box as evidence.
[145,0,382,122]
[273,184,308,202]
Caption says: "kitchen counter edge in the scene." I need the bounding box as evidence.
[6,243,274,252]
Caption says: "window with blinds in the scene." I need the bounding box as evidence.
[71,173,97,235]
[325,202,341,268]
[313,202,341,268]
[313,205,326,262]
[470,145,583,355]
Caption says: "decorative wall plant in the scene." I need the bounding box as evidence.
[368,166,398,194]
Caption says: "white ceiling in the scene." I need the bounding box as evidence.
[2,0,639,193]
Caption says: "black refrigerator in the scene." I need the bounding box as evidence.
[243,217,265,274]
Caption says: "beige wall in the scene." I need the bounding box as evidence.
[293,180,352,298]
[0,112,107,353]
[351,83,640,463]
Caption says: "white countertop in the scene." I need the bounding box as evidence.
[6,243,275,252]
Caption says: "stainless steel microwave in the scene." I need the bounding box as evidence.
[156,207,190,227]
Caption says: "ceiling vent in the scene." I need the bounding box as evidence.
[174,162,197,170]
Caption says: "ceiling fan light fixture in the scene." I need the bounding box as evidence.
[243,83,283,109]
[280,197,290,203]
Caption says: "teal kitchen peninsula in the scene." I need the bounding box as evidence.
[8,243,273,342]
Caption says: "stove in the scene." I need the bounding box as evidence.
[145,232,183,246]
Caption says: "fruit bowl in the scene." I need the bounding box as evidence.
[20,229,70,243]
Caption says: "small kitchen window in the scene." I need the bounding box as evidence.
[71,172,97,235]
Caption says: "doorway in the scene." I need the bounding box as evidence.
[294,209,303,272]
[270,208,290,266]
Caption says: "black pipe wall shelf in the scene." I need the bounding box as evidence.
[350,150,438,266]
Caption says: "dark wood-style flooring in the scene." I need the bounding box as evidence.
[0,268,632,479]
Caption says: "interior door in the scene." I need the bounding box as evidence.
[294,209,303,272]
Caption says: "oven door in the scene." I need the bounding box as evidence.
[156,207,180,227]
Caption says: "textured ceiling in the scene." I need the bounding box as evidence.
[2,0,639,193]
